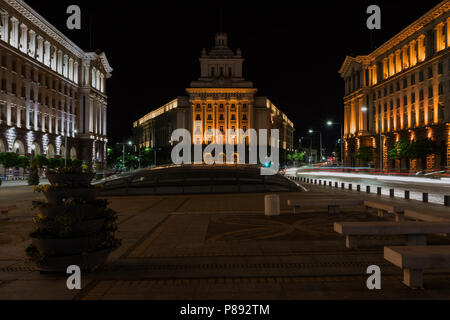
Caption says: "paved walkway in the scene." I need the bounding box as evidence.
[1,186,450,299]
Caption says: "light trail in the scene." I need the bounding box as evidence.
[286,169,450,185]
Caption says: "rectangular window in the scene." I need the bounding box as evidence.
[411,74,415,85]
[419,71,424,82]
[428,67,433,78]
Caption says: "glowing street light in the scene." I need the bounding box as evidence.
[308,129,322,163]
[327,121,343,166]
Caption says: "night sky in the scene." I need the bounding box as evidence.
[24,0,443,155]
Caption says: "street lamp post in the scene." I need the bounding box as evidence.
[116,140,132,171]
[308,129,323,163]
[326,121,343,166]
[300,136,313,165]
[378,106,383,171]
[360,106,381,170]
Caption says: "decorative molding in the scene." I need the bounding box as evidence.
[369,0,450,59]
[4,0,85,58]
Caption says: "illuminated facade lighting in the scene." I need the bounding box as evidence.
[339,2,450,170]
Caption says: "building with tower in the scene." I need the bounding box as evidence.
[133,33,294,164]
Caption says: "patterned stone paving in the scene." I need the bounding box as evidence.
[2,190,450,299]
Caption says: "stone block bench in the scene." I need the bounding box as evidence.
[404,208,450,222]
[333,221,450,249]
[384,245,450,289]
[287,199,363,214]
[0,205,17,221]
[364,200,406,222]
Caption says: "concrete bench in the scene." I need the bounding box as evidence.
[334,221,450,249]
[364,200,406,222]
[287,199,363,214]
[404,209,450,222]
[384,245,450,289]
[0,205,17,221]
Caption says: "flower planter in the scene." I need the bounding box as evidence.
[37,203,100,219]
[43,188,99,205]
[31,233,105,255]
[37,218,106,235]
[36,247,112,272]
[28,173,120,273]
[47,173,95,187]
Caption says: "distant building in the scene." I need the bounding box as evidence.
[133,33,294,163]
[339,1,450,170]
[0,0,112,168]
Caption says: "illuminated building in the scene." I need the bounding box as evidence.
[0,0,112,168]
[134,33,294,163]
[339,1,450,171]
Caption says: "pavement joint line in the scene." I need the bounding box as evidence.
[119,213,171,259]
[72,279,102,300]
[102,261,394,271]
[172,197,190,213]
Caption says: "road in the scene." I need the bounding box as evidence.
[288,170,450,205]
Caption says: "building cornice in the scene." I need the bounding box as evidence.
[338,56,370,77]
[5,0,85,58]
[368,0,450,60]
[186,88,258,94]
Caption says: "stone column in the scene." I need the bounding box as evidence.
[10,17,18,48]
[28,29,35,57]
[43,40,50,65]
[103,104,107,136]
[0,11,9,43]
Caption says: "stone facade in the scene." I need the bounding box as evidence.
[0,0,112,168]
[339,1,450,171]
[134,33,294,163]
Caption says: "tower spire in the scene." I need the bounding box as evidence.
[219,7,223,32]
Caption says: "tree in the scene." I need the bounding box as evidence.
[292,151,305,163]
[0,152,20,170]
[32,154,48,168]
[354,146,375,164]
[388,139,410,161]
[406,138,440,170]
[124,154,139,169]
[47,158,61,170]
[17,156,30,169]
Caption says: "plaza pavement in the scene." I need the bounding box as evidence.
[1,183,450,299]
